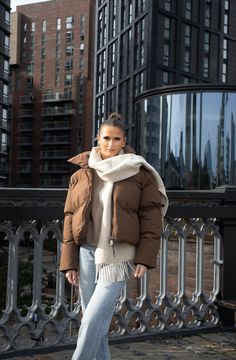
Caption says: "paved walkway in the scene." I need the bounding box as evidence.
[3,331,236,359]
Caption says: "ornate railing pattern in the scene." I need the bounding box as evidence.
[0,186,236,354]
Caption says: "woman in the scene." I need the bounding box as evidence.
[60,113,168,360]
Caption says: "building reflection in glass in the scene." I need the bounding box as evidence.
[136,87,236,189]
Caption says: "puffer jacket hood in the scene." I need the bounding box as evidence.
[67,145,136,168]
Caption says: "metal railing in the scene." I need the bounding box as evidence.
[0,186,236,354]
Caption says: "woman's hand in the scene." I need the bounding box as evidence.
[133,264,148,278]
[65,270,79,286]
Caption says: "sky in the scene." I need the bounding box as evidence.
[11,0,50,12]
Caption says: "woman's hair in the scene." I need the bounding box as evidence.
[99,112,126,136]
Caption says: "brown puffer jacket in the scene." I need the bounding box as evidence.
[60,146,163,272]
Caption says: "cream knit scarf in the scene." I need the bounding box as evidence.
[88,147,168,284]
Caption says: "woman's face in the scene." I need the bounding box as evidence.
[97,125,126,159]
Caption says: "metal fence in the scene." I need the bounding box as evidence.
[0,186,236,354]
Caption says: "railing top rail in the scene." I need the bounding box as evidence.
[0,186,236,221]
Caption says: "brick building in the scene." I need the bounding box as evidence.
[0,0,10,186]
[9,0,94,187]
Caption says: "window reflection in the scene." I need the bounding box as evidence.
[137,90,236,189]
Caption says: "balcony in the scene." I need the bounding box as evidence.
[20,95,35,104]
[0,186,236,355]
[19,109,33,118]
[40,164,69,173]
[41,92,72,102]
[40,149,70,158]
[41,135,70,144]
[0,119,9,131]
[18,151,32,159]
[18,122,33,131]
[41,120,70,130]
[18,137,32,145]
[41,107,73,117]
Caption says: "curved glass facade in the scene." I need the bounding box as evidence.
[136,85,236,190]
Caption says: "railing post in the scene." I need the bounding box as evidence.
[218,186,236,327]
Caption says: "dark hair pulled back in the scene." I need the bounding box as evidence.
[99,112,126,136]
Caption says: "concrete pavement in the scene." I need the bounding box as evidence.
[2,331,236,359]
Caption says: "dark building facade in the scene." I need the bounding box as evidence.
[93,0,236,146]
[0,0,10,186]
[93,0,236,189]
[9,0,94,187]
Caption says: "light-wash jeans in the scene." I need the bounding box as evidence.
[71,244,126,360]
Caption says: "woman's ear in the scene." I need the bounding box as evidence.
[97,134,100,145]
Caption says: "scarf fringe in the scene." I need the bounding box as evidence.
[96,260,135,284]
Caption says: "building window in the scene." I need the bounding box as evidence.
[41,33,46,46]
[135,0,146,15]
[66,16,74,29]
[41,47,45,60]
[5,10,10,26]
[98,6,107,49]
[80,15,85,27]
[3,59,9,79]
[1,133,7,152]
[163,71,169,85]
[56,32,61,45]
[222,63,227,83]
[108,41,117,86]
[164,17,170,39]
[56,46,61,58]
[42,20,47,32]
[185,24,191,46]
[164,0,171,12]
[205,0,211,27]
[66,31,74,42]
[222,38,228,83]
[4,35,9,52]
[203,55,209,78]
[134,17,146,69]
[57,17,61,30]
[223,38,228,60]
[55,60,60,72]
[65,45,73,57]
[185,0,192,20]
[97,50,106,93]
[26,63,34,75]
[31,22,35,32]
[224,13,229,34]
[110,0,117,39]
[80,30,85,41]
[134,71,144,96]
[184,49,190,72]
[2,108,7,129]
[3,84,8,103]
[41,75,45,87]
[79,58,85,70]
[65,74,73,86]
[163,42,170,66]
[55,74,60,87]
[65,59,73,71]
[128,0,133,24]
[204,31,210,52]
[41,61,45,73]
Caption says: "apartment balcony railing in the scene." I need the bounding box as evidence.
[41,93,72,102]
[40,164,69,172]
[19,109,33,118]
[41,107,73,116]
[41,121,70,130]
[41,135,70,144]
[0,186,236,355]
[18,123,33,131]
[40,150,70,159]
[19,95,35,104]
